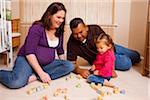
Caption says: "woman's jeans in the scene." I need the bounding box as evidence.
[114,44,141,71]
[0,56,74,89]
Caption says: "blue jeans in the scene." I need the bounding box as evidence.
[114,44,141,71]
[0,56,74,89]
[87,74,111,85]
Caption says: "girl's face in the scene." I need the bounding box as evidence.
[96,40,111,54]
[50,10,65,29]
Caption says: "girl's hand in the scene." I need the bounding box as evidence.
[91,65,95,71]
[93,70,99,75]
[39,71,51,84]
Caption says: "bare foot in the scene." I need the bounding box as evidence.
[112,70,118,78]
[28,74,37,84]
[103,79,115,88]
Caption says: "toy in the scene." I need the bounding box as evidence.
[106,91,111,96]
[113,87,120,94]
[97,95,103,100]
[97,83,102,89]
[39,95,48,100]
[90,83,102,90]
[76,74,83,79]
[75,83,81,88]
[64,95,69,100]
[53,88,68,97]
[27,83,49,95]
[120,89,125,94]
[65,77,69,81]
[69,75,74,79]
[90,82,98,90]
[53,88,62,96]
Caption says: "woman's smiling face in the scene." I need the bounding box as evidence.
[50,10,65,29]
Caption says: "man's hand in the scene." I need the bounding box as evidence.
[77,68,90,78]
[71,61,90,78]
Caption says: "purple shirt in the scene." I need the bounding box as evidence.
[18,24,64,66]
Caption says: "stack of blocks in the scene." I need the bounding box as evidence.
[26,83,49,95]
[90,82,125,100]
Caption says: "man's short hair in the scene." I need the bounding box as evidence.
[70,18,85,30]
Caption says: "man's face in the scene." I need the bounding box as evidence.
[72,23,88,42]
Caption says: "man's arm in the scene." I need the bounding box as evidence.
[71,60,90,78]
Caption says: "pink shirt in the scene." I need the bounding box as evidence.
[93,49,115,77]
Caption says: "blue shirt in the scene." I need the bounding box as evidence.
[18,24,64,66]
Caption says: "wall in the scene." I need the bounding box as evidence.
[18,0,116,50]
[11,0,149,56]
[129,0,149,56]
[114,0,131,47]
[11,0,20,19]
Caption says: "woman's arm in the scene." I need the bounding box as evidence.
[26,54,51,83]
[58,54,66,60]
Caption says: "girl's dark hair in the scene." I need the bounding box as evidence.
[33,2,66,37]
[96,33,114,48]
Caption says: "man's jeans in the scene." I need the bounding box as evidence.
[0,56,74,89]
[115,44,141,71]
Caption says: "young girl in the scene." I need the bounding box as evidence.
[87,33,115,87]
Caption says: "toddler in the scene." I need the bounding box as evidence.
[87,33,115,88]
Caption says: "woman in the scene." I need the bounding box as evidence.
[0,2,74,89]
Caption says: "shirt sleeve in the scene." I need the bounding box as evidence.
[67,36,78,61]
[93,54,102,65]
[57,34,64,55]
[24,25,41,55]
[95,25,105,36]
[93,54,103,70]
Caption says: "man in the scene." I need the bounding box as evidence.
[67,18,141,78]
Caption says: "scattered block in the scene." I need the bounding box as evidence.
[97,84,102,89]
[75,83,81,88]
[106,91,111,96]
[76,74,83,79]
[90,82,102,90]
[64,95,69,100]
[69,75,74,79]
[26,83,49,95]
[65,77,69,81]
[39,95,48,100]
[113,87,120,94]
[100,91,105,97]
[90,82,97,90]
[53,88,68,97]
[120,89,125,94]
[97,95,103,100]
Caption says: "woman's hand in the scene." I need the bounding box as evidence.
[39,71,51,84]
[26,54,51,84]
